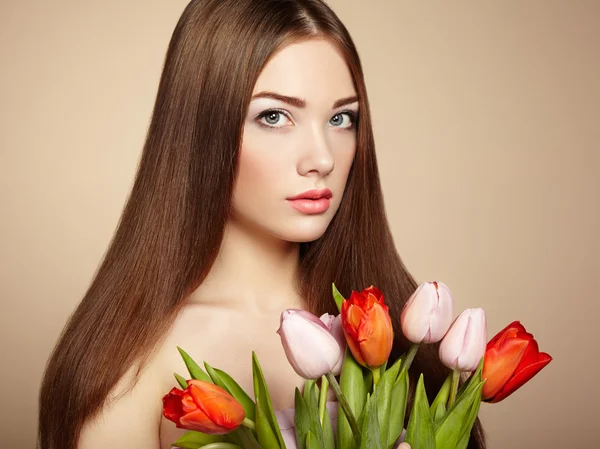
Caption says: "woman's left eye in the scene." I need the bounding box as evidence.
[329,111,358,129]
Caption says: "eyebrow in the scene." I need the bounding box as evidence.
[250,91,359,109]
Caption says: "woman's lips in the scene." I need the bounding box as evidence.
[287,198,330,214]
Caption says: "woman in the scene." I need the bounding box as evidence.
[38,1,486,448]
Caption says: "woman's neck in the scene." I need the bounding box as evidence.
[187,219,305,312]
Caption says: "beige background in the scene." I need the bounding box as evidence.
[1,0,598,447]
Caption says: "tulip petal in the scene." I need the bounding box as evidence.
[344,328,366,366]
[427,282,455,343]
[486,321,524,349]
[327,315,346,375]
[345,303,363,339]
[440,310,470,369]
[400,283,436,344]
[358,303,394,368]
[162,387,185,425]
[189,382,245,432]
[319,313,336,330]
[487,352,552,403]
[513,336,540,372]
[180,408,228,433]
[482,339,528,399]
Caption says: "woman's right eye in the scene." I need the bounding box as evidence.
[256,109,292,128]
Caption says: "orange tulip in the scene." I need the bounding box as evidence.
[162,379,245,434]
[341,285,394,369]
[482,321,552,403]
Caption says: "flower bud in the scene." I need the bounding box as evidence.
[162,379,245,434]
[439,308,487,372]
[277,309,345,379]
[341,285,394,369]
[482,321,552,403]
[400,281,455,344]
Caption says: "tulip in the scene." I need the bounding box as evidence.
[439,308,487,372]
[341,285,394,370]
[277,309,345,379]
[482,320,552,403]
[162,379,246,434]
[401,281,455,344]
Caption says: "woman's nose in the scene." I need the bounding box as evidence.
[296,127,335,176]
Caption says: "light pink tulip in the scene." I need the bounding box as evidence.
[277,309,345,379]
[400,281,455,344]
[439,308,487,372]
[318,313,346,375]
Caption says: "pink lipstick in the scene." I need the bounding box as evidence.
[287,188,332,215]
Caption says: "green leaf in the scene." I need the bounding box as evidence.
[306,382,325,449]
[387,364,409,449]
[256,395,281,449]
[322,400,335,449]
[456,384,483,449]
[405,374,435,449]
[434,379,484,449]
[303,379,316,404]
[171,430,223,449]
[300,379,325,448]
[252,351,286,448]
[372,357,402,447]
[202,363,256,422]
[338,349,367,449]
[177,346,212,383]
[332,282,345,312]
[306,430,320,449]
[363,369,374,392]
[359,394,382,449]
[455,357,484,404]
[235,426,263,449]
[294,388,312,449]
[431,371,453,424]
[174,372,189,389]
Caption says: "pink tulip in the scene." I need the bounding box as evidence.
[277,309,346,379]
[400,281,455,344]
[439,308,487,372]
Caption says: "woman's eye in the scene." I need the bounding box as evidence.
[257,110,292,128]
[330,111,357,129]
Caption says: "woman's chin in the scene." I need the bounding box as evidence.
[280,223,330,243]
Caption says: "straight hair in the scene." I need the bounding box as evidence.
[38,1,486,448]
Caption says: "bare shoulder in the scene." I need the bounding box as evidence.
[77,359,162,449]
[76,306,214,449]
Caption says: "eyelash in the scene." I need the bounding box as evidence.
[255,108,359,130]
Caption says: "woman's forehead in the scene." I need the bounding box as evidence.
[251,38,356,109]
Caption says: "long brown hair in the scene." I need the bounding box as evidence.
[38,1,486,448]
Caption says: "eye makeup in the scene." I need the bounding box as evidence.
[254,108,359,130]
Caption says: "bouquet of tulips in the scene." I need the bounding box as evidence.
[163,281,552,449]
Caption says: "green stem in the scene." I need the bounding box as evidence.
[200,444,241,449]
[400,343,420,373]
[372,367,381,386]
[447,370,460,409]
[242,417,256,430]
[318,374,329,426]
[326,372,362,446]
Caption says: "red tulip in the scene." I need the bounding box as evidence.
[482,321,552,403]
[163,379,245,434]
[341,285,394,369]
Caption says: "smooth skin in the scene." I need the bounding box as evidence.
[76,37,384,449]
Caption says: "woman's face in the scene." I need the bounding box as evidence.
[233,38,358,243]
